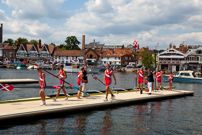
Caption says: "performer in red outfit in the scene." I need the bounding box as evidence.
[52,65,68,101]
[103,64,116,101]
[37,66,46,106]
[168,71,173,90]
[156,70,162,90]
[137,67,144,94]
[77,67,87,99]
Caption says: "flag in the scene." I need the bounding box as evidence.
[155,42,159,49]
[133,40,137,48]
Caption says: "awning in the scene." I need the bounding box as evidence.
[159,56,184,58]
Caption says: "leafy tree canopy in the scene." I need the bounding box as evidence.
[14,37,29,45]
[139,50,154,69]
[30,39,39,44]
[3,38,14,45]
[64,36,81,50]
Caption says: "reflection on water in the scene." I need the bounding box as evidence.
[0,69,202,134]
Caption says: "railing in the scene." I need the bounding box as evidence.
[158,60,199,64]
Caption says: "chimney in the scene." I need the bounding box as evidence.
[169,43,172,48]
[122,45,124,49]
[173,45,176,49]
[137,44,139,50]
[82,35,85,50]
[39,39,42,48]
[0,23,3,43]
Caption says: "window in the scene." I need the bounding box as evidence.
[197,56,200,61]
[114,53,116,55]
[188,56,195,61]
[108,53,110,55]
[118,57,120,60]
[125,57,128,60]
[87,55,89,58]
[115,57,117,60]
[129,57,131,60]
[93,55,96,58]
[120,53,123,55]
[107,57,109,60]
[101,57,103,59]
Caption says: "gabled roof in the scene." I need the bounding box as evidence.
[159,48,185,56]
[84,48,100,56]
[99,49,133,57]
[0,43,9,48]
[3,44,17,50]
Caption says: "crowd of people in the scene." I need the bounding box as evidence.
[36,64,173,106]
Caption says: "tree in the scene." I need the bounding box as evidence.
[3,38,14,45]
[30,39,39,44]
[139,50,154,69]
[64,36,81,50]
[14,37,29,45]
[59,44,66,50]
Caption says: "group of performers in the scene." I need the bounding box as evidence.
[37,64,116,106]
[137,67,173,95]
[37,64,173,106]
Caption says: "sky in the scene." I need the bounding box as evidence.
[0,0,202,49]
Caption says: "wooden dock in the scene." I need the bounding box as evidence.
[0,79,39,84]
[0,89,194,126]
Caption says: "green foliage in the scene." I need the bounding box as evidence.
[3,38,14,45]
[14,37,29,45]
[50,42,55,45]
[59,44,66,50]
[30,39,39,44]
[64,36,81,50]
[139,50,154,69]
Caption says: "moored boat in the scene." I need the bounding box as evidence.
[163,70,202,83]
[16,64,27,69]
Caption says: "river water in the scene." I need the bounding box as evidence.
[0,69,201,135]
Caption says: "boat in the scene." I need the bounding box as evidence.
[163,70,202,83]
[27,65,38,69]
[64,63,100,74]
[16,64,27,69]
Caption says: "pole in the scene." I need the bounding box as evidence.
[135,48,137,90]
[154,49,156,92]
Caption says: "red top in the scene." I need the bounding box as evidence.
[78,71,82,82]
[139,71,144,80]
[105,70,112,81]
[157,72,161,79]
[39,72,46,88]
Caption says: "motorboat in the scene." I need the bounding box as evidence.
[163,70,202,83]
[64,63,100,74]
[16,64,27,69]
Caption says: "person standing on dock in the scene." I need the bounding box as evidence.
[156,70,162,90]
[77,67,88,99]
[147,68,154,95]
[52,65,68,101]
[137,67,144,94]
[103,64,116,101]
[82,66,88,97]
[37,66,46,106]
[168,71,173,90]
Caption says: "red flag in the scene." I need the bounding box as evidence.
[133,40,137,49]
[155,42,159,49]
[0,84,14,91]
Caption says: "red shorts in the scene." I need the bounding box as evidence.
[60,80,65,86]
[157,79,161,83]
[77,80,82,86]
[138,79,143,84]
[169,79,172,83]
[105,79,111,86]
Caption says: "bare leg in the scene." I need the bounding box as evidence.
[160,82,162,89]
[77,86,82,99]
[62,88,68,97]
[105,86,109,98]
[141,83,143,90]
[157,82,159,89]
[39,91,45,101]
[56,88,61,99]
[138,83,140,89]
